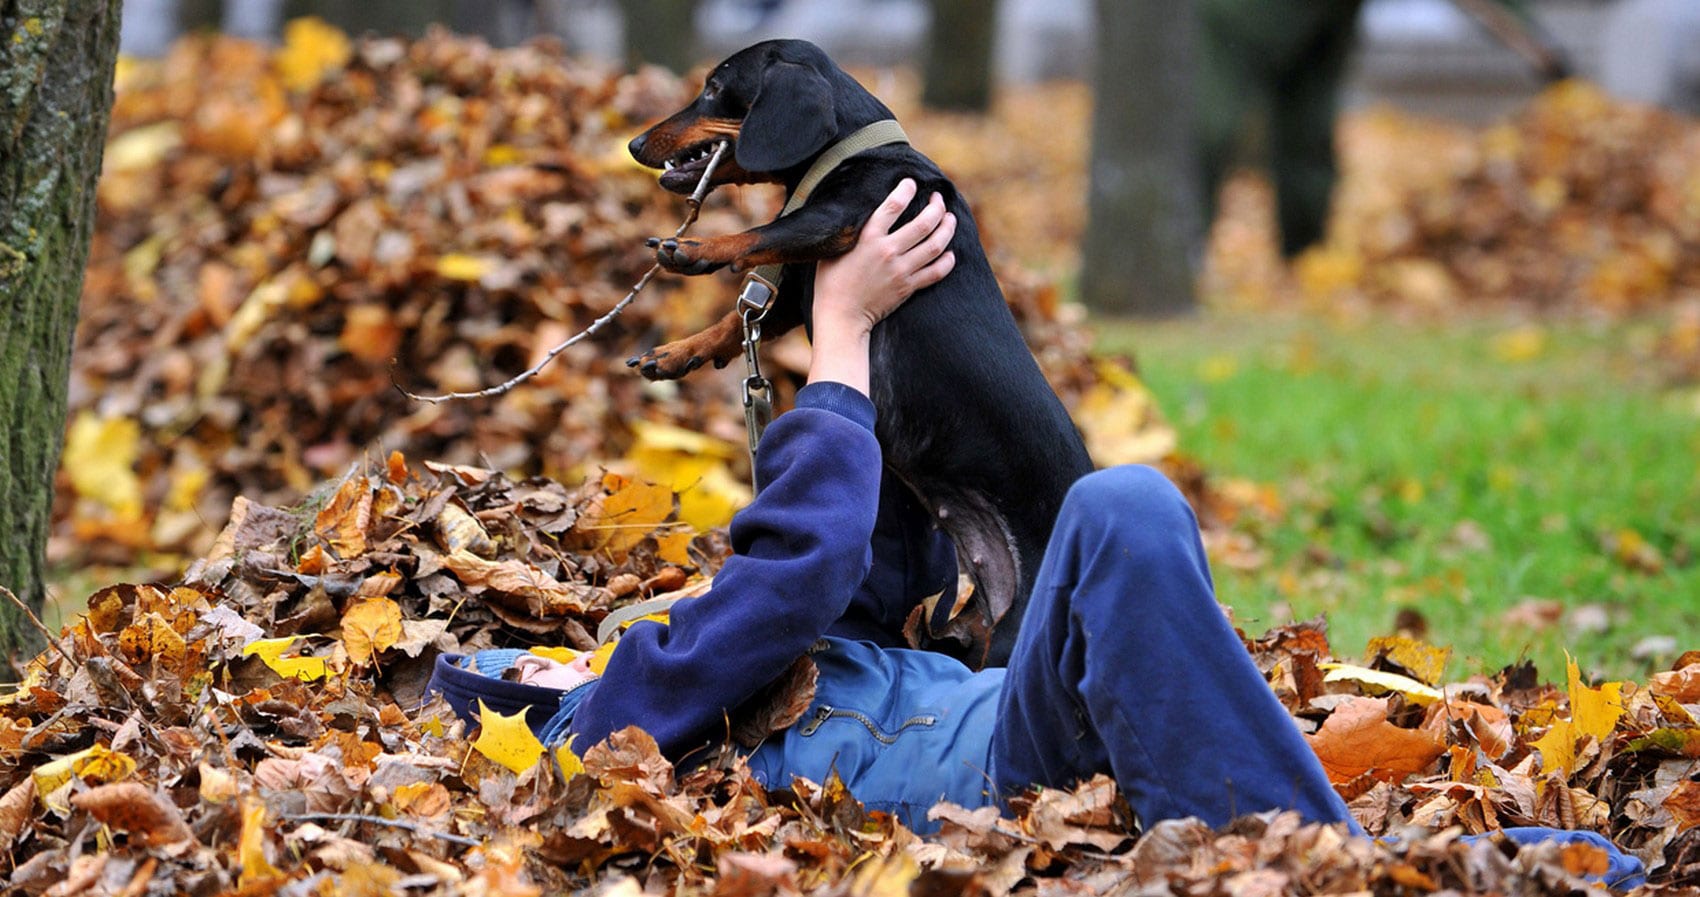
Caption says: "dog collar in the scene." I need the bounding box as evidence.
[747,119,910,289]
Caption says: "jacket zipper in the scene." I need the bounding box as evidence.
[797,704,937,744]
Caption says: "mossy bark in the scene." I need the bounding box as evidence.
[0,0,122,656]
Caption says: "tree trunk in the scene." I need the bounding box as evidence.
[922,0,996,112]
[620,0,697,72]
[0,0,123,655]
[1079,0,1202,317]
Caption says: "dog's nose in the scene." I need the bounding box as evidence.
[628,132,648,160]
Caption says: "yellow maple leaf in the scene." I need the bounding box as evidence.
[242,636,328,681]
[473,699,545,774]
[238,795,281,885]
[556,734,585,781]
[626,421,749,531]
[1566,653,1626,743]
[33,745,138,812]
[1366,635,1452,685]
[1074,360,1178,466]
[578,473,676,559]
[62,412,144,520]
[1319,662,1443,705]
[274,16,351,92]
[341,596,404,666]
[1532,718,1579,778]
[435,253,494,282]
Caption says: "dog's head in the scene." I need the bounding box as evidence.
[629,40,884,195]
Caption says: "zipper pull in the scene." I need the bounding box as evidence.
[798,705,833,736]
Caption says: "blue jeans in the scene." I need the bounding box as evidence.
[990,465,1355,830]
[753,465,1355,833]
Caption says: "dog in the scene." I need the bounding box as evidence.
[625,39,1094,667]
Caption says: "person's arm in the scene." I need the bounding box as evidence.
[808,179,956,395]
[568,180,955,759]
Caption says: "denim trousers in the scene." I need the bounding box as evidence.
[752,465,1356,833]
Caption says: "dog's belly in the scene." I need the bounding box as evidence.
[866,282,1094,666]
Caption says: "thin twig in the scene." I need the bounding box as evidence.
[0,584,77,670]
[395,141,730,404]
[286,812,483,848]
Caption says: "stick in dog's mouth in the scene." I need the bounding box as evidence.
[662,140,732,193]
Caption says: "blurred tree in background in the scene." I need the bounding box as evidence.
[922,0,995,111]
[0,0,123,653]
[620,0,698,71]
[1081,0,1201,317]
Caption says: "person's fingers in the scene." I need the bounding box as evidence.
[891,192,947,251]
[902,211,955,273]
[864,178,918,237]
[907,250,955,292]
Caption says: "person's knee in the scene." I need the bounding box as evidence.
[1060,465,1198,543]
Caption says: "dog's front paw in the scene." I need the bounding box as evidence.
[646,237,724,275]
[626,345,707,381]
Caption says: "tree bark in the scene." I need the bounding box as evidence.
[922,0,996,112]
[620,0,697,73]
[1080,0,1202,317]
[0,0,123,655]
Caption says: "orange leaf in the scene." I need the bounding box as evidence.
[576,473,675,560]
[1651,664,1700,703]
[341,596,403,666]
[1306,696,1446,784]
[1666,780,1700,831]
[314,475,372,558]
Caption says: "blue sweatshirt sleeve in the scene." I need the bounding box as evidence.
[568,382,882,759]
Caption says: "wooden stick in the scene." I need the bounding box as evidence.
[395,141,731,404]
[0,584,77,669]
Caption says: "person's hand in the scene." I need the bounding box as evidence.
[813,179,957,340]
[807,179,956,395]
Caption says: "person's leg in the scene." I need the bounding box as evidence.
[990,466,1357,831]
[1268,1,1363,257]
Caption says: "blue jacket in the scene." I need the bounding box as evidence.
[569,381,958,761]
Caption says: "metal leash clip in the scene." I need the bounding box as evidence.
[737,273,778,483]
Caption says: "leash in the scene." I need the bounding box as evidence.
[738,120,910,481]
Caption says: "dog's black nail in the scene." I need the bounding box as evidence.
[712,357,730,369]
[685,357,704,372]
[662,239,678,251]
[626,356,642,367]
[645,237,660,248]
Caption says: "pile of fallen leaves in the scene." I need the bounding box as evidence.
[1210,83,1700,316]
[61,24,1157,570]
[5,454,1700,893]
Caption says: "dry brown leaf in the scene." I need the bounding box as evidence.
[70,782,195,846]
[1651,664,1700,703]
[341,596,403,666]
[1307,696,1447,784]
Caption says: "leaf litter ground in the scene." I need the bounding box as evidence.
[20,23,1700,896]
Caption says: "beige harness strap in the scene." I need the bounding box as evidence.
[747,119,910,288]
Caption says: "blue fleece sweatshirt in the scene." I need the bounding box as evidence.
[568,381,889,759]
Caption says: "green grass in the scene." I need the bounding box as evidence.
[1093,309,1700,682]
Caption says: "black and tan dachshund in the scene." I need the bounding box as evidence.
[626,39,1095,667]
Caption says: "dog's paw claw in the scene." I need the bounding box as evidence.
[644,237,660,248]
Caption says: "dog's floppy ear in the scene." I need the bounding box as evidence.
[736,61,837,172]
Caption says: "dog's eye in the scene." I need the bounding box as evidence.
[702,81,721,101]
